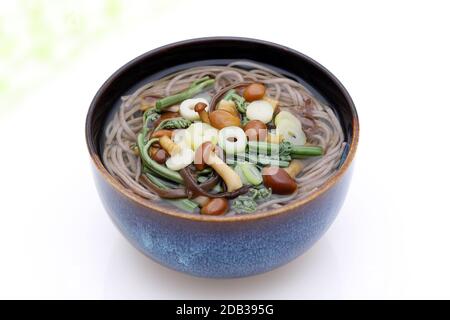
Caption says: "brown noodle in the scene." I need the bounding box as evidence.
[102,61,346,215]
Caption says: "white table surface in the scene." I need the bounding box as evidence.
[1,0,449,299]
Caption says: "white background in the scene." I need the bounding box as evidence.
[1,0,450,299]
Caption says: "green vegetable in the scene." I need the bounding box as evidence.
[241,115,250,126]
[154,117,191,132]
[248,141,323,158]
[144,108,160,122]
[289,145,323,158]
[248,141,282,155]
[226,154,290,168]
[253,154,290,167]
[222,90,248,113]
[137,136,184,184]
[241,140,322,166]
[232,187,272,214]
[239,162,262,186]
[155,77,215,112]
[252,186,272,200]
[229,93,248,114]
[232,197,256,214]
[144,173,198,212]
[233,163,250,185]
[223,89,236,101]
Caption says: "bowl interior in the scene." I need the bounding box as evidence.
[86,37,358,218]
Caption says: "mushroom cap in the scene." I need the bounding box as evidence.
[243,83,266,102]
[194,102,208,112]
[194,141,213,171]
[201,198,229,215]
[209,110,241,129]
[262,166,298,195]
[194,141,224,170]
[244,120,268,141]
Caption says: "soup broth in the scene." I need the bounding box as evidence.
[102,60,346,215]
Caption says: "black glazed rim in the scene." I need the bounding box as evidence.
[86,37,359,222]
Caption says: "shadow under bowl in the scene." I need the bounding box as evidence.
[85,37,359,278]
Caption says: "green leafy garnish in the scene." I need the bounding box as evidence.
[248,141,323,158]
[229,93,248,114]
[155,77,215,112]
[241,115,250,126]
[239,162,263,186]
[144,172,198,212]
[137,136,183,184]
[154,117,191,132]
[143,108,160,123]
[231,187,272,214]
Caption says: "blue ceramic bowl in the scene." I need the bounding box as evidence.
[86,37,359,278]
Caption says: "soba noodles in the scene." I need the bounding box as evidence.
[103,61,346,215]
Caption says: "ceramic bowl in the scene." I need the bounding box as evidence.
[86,37,359,278]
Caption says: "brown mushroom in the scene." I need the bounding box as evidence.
[201,198,229,215]
[217,99,239,117]
[209,110,241,129]
[196,141,243,192]
[244,120,268,141]
[159,135,181,156]
[243,83,266,102]
[194,141,225,171]
[150,147,169,164]
[262,166,297,195]
[284,160,304,178]
[180,167,250,199]
[194,141,212,171]
[194,102,210,124]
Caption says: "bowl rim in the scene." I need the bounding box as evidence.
[86,36,359,223]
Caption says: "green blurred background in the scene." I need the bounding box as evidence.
[0,0,179,116]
